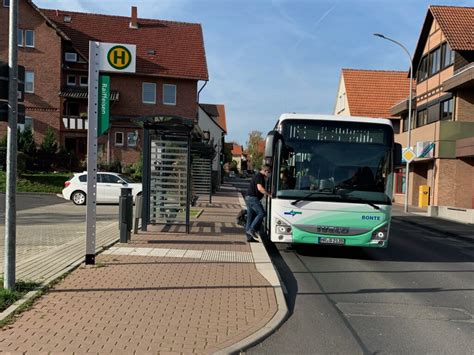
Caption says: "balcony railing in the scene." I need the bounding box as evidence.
[62,115,88,130]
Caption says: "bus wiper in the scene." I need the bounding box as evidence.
[337,193,381,210]
[291,191,322,206]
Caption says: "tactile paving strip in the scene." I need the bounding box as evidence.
[103,246,254,263]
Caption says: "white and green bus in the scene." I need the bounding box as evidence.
[264,113,402,248]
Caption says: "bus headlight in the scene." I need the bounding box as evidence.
[275,218,292,235]
[371,224,388,241]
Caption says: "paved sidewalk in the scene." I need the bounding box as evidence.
[0,185,281,354]
[392,204,474,242]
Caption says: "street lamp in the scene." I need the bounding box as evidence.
[374,33,413,213]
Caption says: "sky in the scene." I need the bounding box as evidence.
[35,0,472,146]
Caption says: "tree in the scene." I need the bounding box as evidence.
[40,127,58,155]
[246,131,264,171]
[18,128,36,157]
[38,128,58,171]
[223,143,233,164]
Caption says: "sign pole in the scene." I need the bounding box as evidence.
[85,41,100,265]
[4,0,18,290]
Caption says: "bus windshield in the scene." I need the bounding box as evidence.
[276,119,394,205]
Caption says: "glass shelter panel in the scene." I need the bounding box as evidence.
[150,136,189,225]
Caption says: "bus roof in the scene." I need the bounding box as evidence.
[278,113,393,127]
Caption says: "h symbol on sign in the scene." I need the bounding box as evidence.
[114,50,126,65]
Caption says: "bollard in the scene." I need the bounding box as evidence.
[134,194,142,234]
[119,187,133,243]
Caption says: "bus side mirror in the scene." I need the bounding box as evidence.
[394,143,402,166]
[264,130,283,165]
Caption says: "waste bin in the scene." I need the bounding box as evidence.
[119,187,133,242]
[418,185,430,208]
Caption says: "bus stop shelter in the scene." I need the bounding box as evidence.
[140,115,195,233]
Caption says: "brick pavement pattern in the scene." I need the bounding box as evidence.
[0,185,278,354]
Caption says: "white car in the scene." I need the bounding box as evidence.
[62,172,142,205]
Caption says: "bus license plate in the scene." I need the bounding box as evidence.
[319,237,345,245]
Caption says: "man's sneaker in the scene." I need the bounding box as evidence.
[250,230,259,239]
[247,237,259,243]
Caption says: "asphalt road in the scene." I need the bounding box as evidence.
[228,178,474,355]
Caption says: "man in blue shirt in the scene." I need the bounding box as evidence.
[245,165,271,242]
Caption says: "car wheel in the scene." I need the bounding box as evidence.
[71,191,86,205]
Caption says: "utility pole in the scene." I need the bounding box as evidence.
[4,0,18,290]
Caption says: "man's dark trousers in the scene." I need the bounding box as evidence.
[245,196,265,236]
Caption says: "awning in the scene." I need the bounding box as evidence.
[59,87,120,101]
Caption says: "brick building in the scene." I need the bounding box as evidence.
[390,5,474,209]
[0,0,208,166]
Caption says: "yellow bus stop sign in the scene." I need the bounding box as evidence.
[107,46,132,70]
[99,42,136,73]
[402,147,415,163]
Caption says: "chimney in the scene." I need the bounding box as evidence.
[130,6,138,29]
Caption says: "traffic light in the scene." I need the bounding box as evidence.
[0,61,25,123]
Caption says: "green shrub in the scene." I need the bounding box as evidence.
[0,147,6,171]
[17,152,27,176]
[123,160,142,180]
[108,159,122,173]
[39,128,58,155]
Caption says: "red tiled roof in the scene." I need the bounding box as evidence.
[430,6,474,51]
[215,105,227,133]
[200,103,227,133]
[231,143,243,156]
[41,8,208,80]
[342,69,413,118]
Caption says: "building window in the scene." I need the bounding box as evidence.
[67,75,76,86]
[65,102,80,116]
[24,30,34,47]
[65,52,77,62]
[80,76,88,87]
[127,132,138,147]
[163,84,176,105]
[416,108,427,127]
[417,55,428,82]
[428,46,441,76]
[441,42,454,68]
[17,29,23,46]
[25,71,34,93]
[115,132,124,146]
[3,0,9,7]
[18,116,33,133]
[142,83,156,104]
[395,168,406,194]
[440,98,453,121]
[427,103,440,124]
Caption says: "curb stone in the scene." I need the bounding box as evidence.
[215,190,289,355]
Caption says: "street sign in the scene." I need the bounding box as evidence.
[402,147,416,163]
[98,75,110,135]
[99,43,136,73]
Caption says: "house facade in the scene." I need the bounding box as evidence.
[230,143,245,172]
[0,0,208,167]
[390,5,474,209]
[198,103,227,190]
